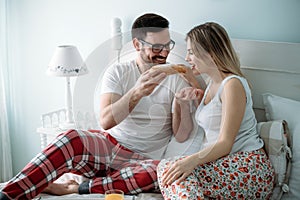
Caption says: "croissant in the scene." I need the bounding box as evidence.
[152,64,187,75]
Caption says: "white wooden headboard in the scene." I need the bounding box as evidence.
[72,18,300,127]
[232,40,300,121]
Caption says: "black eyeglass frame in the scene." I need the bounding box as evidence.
[139,39,175,53]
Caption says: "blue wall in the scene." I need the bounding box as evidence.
[6,0,300,174]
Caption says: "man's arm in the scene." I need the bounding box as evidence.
[100,69,167,130]
[99,89,143,130]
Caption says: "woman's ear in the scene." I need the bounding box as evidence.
[132,38,141,51]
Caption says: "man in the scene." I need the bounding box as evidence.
[0,13,189,200]
[99,13,190,159]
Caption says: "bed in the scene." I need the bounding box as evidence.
[1,18,300,200]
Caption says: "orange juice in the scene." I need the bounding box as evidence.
[105,193,124,200]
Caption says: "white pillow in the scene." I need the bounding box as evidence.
[262,93,300,200]
[163,115,204,158]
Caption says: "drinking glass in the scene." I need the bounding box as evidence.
[104,189,124,200]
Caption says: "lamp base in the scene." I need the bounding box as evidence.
[59,122,76,130]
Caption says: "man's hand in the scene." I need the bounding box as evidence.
[134,68,167,97]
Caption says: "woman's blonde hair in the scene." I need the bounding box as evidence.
[186,22,245,78]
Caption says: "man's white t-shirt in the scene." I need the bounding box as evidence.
[100,60,189,159]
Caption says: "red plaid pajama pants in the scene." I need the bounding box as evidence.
[1,130,160,199]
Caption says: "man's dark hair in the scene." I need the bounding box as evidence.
[131,13,169,40]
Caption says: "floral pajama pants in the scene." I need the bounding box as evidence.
[0,130,159,200]
[157,150,275,200]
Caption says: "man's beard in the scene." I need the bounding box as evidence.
[151,55,167,64]
[140,51,167,66]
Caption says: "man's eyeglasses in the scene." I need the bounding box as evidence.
[139,39,175,53]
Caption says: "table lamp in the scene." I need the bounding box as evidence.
[47,45,88,129]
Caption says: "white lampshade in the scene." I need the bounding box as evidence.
[47,45,88,77]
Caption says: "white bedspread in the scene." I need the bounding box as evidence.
[0,182,163,200]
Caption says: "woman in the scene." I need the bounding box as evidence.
[157,22,275,199]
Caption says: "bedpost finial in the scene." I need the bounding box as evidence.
[111,17,122,36]
[111,17,122,51]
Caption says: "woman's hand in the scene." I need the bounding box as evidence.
[175,87,204,106]
[179,66,201,88]
[161,156,198,186]
[182,65,200,79]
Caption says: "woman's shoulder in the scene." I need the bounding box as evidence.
[222,75,252,103]
[222,75,249,90]
[223,77,246,95]
[223,74,246,82]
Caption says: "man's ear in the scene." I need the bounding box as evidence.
[133,38,141,51]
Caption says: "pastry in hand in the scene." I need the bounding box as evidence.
[152,64,187,75]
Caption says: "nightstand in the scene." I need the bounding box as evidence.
[36,109,67,149]
[36,127,68,149]
[37,108,99,149]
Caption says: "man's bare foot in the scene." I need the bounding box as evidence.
[43,180,79,195]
